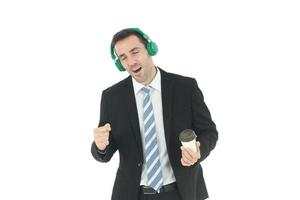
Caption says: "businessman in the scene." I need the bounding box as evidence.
[91,28,218,200]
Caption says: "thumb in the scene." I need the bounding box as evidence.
[104,123,111,131]
[196,141,201,151]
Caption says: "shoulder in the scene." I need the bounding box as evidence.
[160,68,197,86]
[160,68,204,101]
[102,76,131,97]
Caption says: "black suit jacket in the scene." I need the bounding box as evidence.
[91,68,218,200]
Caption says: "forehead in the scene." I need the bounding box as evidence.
[114,35,145,54]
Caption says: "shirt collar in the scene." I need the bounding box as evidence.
[132,67,161,94]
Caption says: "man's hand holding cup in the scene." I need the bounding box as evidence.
[179,129,201,166]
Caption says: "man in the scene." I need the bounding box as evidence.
[91,28,218,200]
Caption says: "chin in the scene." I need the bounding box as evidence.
[134,77,145,84]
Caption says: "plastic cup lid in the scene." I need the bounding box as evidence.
[179,129,197,142]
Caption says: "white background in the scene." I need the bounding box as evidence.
[0,0,299,199]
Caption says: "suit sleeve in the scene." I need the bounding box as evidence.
[191,79,218,162]
[91,89,118,163]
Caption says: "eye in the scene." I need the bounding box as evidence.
[132,51,139,55]
[120,56,127,61]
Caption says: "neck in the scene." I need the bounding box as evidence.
[143,66,157,86]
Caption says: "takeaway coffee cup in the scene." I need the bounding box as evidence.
[179,129,197,152]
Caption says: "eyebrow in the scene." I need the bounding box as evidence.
[118,47,141,59]
[129,47,140,53]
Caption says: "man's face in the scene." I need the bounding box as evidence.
[114,35,156,85]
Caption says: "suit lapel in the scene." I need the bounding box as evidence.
[159,68,174,151]
[124,77,144,160]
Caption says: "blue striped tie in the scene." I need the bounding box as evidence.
[141,87,163,191]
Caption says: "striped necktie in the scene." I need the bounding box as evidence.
[141,87,163,191]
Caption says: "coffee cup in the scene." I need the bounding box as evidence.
[179,129,197,152]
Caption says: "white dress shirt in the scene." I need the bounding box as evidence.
[132,67,176,186]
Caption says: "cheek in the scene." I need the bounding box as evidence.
[120,60,127,67]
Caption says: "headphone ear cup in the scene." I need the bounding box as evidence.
[147,42,158,56]
[115,59,126,71]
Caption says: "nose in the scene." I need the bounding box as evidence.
[126,55,136,68]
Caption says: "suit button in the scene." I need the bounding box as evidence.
[138,162,143,167]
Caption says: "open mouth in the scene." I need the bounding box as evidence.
[133,67,142,73]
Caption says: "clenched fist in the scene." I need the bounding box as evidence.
[93,123,111,151]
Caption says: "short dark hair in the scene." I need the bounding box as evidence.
[111,28,148,50]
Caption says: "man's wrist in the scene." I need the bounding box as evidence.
[96,146,107,154]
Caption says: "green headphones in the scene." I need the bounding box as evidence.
[110,28,158,71]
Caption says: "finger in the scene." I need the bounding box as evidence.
[95,136,109,142]
[95,124,111,133]
[181,148,194,162]
[100,131,110,137]
[196,141,200,152]
[97,126,110,133]
[94,128,110,135]
[182,156,193,165]
[104,123,111,131]
[96,137,110,145]
[94,133,110,143]
[182,147,196,161]
[181,147,195,163]
[100,140,109,146]
[184,148,199,163]
[94,132,109,139]
[185,147,198,158]
[181,158,191,166]
[196,141,201,159]
[181,158,188,166]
